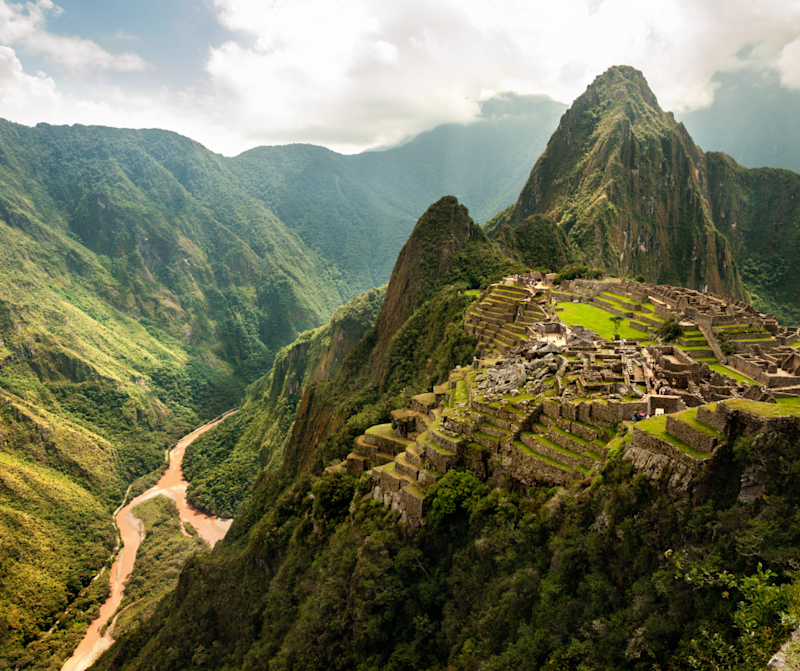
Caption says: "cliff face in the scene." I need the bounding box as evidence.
[374,196,483,358]
[496,66,741,296]
[706,152,800,324]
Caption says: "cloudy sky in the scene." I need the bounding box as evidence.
[1,0,800,156]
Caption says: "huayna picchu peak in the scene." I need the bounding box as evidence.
[490,66,746,303]
[4,65,800,671]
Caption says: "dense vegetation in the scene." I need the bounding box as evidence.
[0,100,561,667]
[93,400,800,671]
[182,286,386,517]
[6,65,800,669]
[108,496,209,643]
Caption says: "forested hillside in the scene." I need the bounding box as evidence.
[5,66,800,669]
[91,195,800,671]
[0,103,562,669]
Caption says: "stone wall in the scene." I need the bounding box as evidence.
[696,406,726,433]
[665,416,717,453]
[648,395,686,415]
[631,426,698,468]
[500,445,574,486]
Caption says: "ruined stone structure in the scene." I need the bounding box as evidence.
[330,278,800,527]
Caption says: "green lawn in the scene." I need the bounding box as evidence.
[708,363,755,385]
[724,399,800,417]
[635,415,711,459]
[557,302,645,340]
[776,396,800,407]
[791,340,800,348]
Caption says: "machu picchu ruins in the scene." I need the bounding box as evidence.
[331,274,800,528]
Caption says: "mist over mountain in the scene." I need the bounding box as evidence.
[678,69,800,174]
[4,64,800,670]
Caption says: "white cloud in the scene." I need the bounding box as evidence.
[0,0,147,72]
[200,0,800,151]
[778,37,800,89]
[1,0,800,155]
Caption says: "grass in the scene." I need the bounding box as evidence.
[513,440,572,472]
[366,424,412,444]
[672,408,725,440]
[707,363,755,384]
[776,396,800,407]
[556,302,645,340]
[724,399,800,417]
[791,341,800,348]
[635,415,712,460]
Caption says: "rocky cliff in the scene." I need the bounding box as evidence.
[491,66,742,297]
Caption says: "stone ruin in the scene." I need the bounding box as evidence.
[328,279,800,527]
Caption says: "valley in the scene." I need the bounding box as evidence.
[2,65,800,670]
[62,410,236,671]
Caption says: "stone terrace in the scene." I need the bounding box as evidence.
[330,279,799,527]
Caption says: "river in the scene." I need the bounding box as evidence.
[61,411,237,671]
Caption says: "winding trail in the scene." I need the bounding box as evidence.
[61,410,238,671]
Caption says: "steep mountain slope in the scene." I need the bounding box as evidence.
[0,101,564,667]
[705,152,800,325]
[92,196,800,671]
[88,196,521,670]
[490,66,741,296]
[181,285,386,518]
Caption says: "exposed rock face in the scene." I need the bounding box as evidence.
[492,66,741,297]
[375,196,482,357]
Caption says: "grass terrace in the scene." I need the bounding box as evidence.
[776,396,800,407]
[708,363,755,385]
[635,415,711,460]
[557,302,646,340]
[723,399,800,417]
[672,408,725,440]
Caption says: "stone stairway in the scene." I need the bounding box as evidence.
[465,283,544,353]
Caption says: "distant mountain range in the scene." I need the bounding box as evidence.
[3,64,800,668]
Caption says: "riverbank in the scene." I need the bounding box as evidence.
[61,411,237,671]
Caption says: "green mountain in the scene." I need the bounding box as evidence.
[5,65,800,669]
[488,66,740,296]
[0,97,567,667]
[349,94,567,223]
[489,66,800,325]
[182,285,386,519]
[90,195,800,671]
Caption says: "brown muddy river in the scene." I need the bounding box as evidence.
[61,411,237,671]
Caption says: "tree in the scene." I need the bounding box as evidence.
[609,315,624,338]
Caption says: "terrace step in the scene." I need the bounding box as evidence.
[471,430,500,450]
[665,409,724,454]
[479,421,513,439]
[520,432,587,469]
[346,452,369,475]
[364,423,413,455]
[424,440,459,472]
[395,452,421,479]
[404,443,424,469]
[511,439,576,482]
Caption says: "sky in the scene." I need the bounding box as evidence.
[1,0,800,156]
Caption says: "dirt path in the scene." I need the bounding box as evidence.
[61,410,237,671]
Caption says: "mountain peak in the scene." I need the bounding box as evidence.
[584,65,660,108]
[497,66,740,296]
